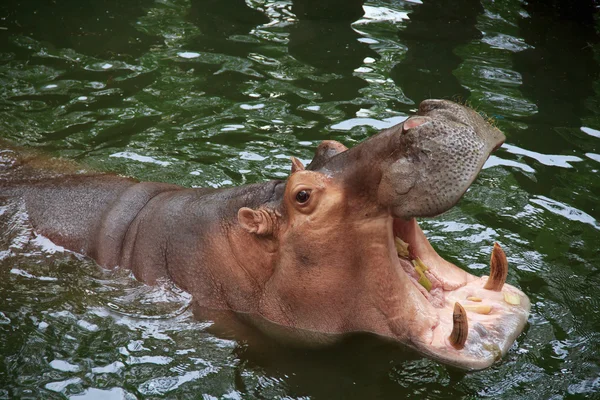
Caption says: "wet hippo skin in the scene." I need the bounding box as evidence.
[0,100,529,370]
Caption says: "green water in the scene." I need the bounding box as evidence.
[1,0,600,398]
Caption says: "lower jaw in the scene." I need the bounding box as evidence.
[390,217,531,370]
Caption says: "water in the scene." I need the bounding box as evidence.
[1,0,600,398]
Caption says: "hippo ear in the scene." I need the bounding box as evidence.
[307,140,348,171]
[291,157,305,174]
[238,207,275,236]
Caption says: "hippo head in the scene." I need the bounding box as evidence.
[236,100,529,370]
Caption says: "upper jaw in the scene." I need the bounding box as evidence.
[388,218,530,370]
[417,99,506,150]
[384,103,506,221]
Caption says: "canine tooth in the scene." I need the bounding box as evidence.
[484,242,508,291]
[463,304,492,314]
[394,237,410,258]
[449,302,468,349]
[467,296,482,302]
[503,292,521,305]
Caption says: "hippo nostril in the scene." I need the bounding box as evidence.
[402,117,429,134]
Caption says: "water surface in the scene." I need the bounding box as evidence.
[1,0,600,398]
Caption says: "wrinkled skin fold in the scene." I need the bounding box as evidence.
[0,100,529,370]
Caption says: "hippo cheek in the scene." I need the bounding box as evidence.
[384,218,530,370]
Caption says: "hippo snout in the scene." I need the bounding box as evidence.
[417,99,506,150]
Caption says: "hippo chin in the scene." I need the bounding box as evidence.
[0,100,529,370]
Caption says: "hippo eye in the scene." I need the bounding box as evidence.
[295,190,311,204]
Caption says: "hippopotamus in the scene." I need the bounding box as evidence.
[0,100,530,370]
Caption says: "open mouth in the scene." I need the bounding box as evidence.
[390,217,530,370]
[304,99,526,369]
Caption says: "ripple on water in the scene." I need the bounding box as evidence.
[530,195,600,230]
[330,115,407,131]
[44,378,83,393]
[49,359,80,373]
[70,387,137,400]
[138,366,220,396]
[481,32,533,52]
[484,155,536,173]
[109,151,172,167]
[1,0,600,397]
[502,143,583,168]
[91,361,125,374]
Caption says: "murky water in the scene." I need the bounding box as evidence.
[1,0,600,398]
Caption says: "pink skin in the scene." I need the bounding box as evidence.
[393,218,530,369]
[236,163,529,370]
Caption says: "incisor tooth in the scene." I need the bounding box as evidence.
[484,242,508,291]
[449,302,468,349]
[503,292,521,305]
[463,304,492,314]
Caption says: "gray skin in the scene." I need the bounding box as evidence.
[0,100,529,370]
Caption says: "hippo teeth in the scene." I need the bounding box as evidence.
[462,303,492,315]
[484,242,508,291]
[449,302,468,349]
[394,234,434,292]
[503,292,521,305]
[390,218,529,369]
[394,236,410,258]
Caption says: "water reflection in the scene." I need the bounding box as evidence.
[0,0,164,149]
[194,304,468,399]
[507,0,600,224]
[512,0,600,154]
[188,0,269,51]
[390,0,484,104]
[289,0,378,113]
[1,0,600,398]
[235,334,438,399]
[0,0,158,60]
[181,0,269,103]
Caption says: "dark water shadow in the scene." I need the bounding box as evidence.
[0,0,159,60]
[511,0,600,154]
[182,0,270,102]
[0,0,163,149]
[187,0,270,53]
[390,0,483,106]
[182,0,378,136]
[289,0,378,118]
[506,0,600,222]
[194,305,469,399]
